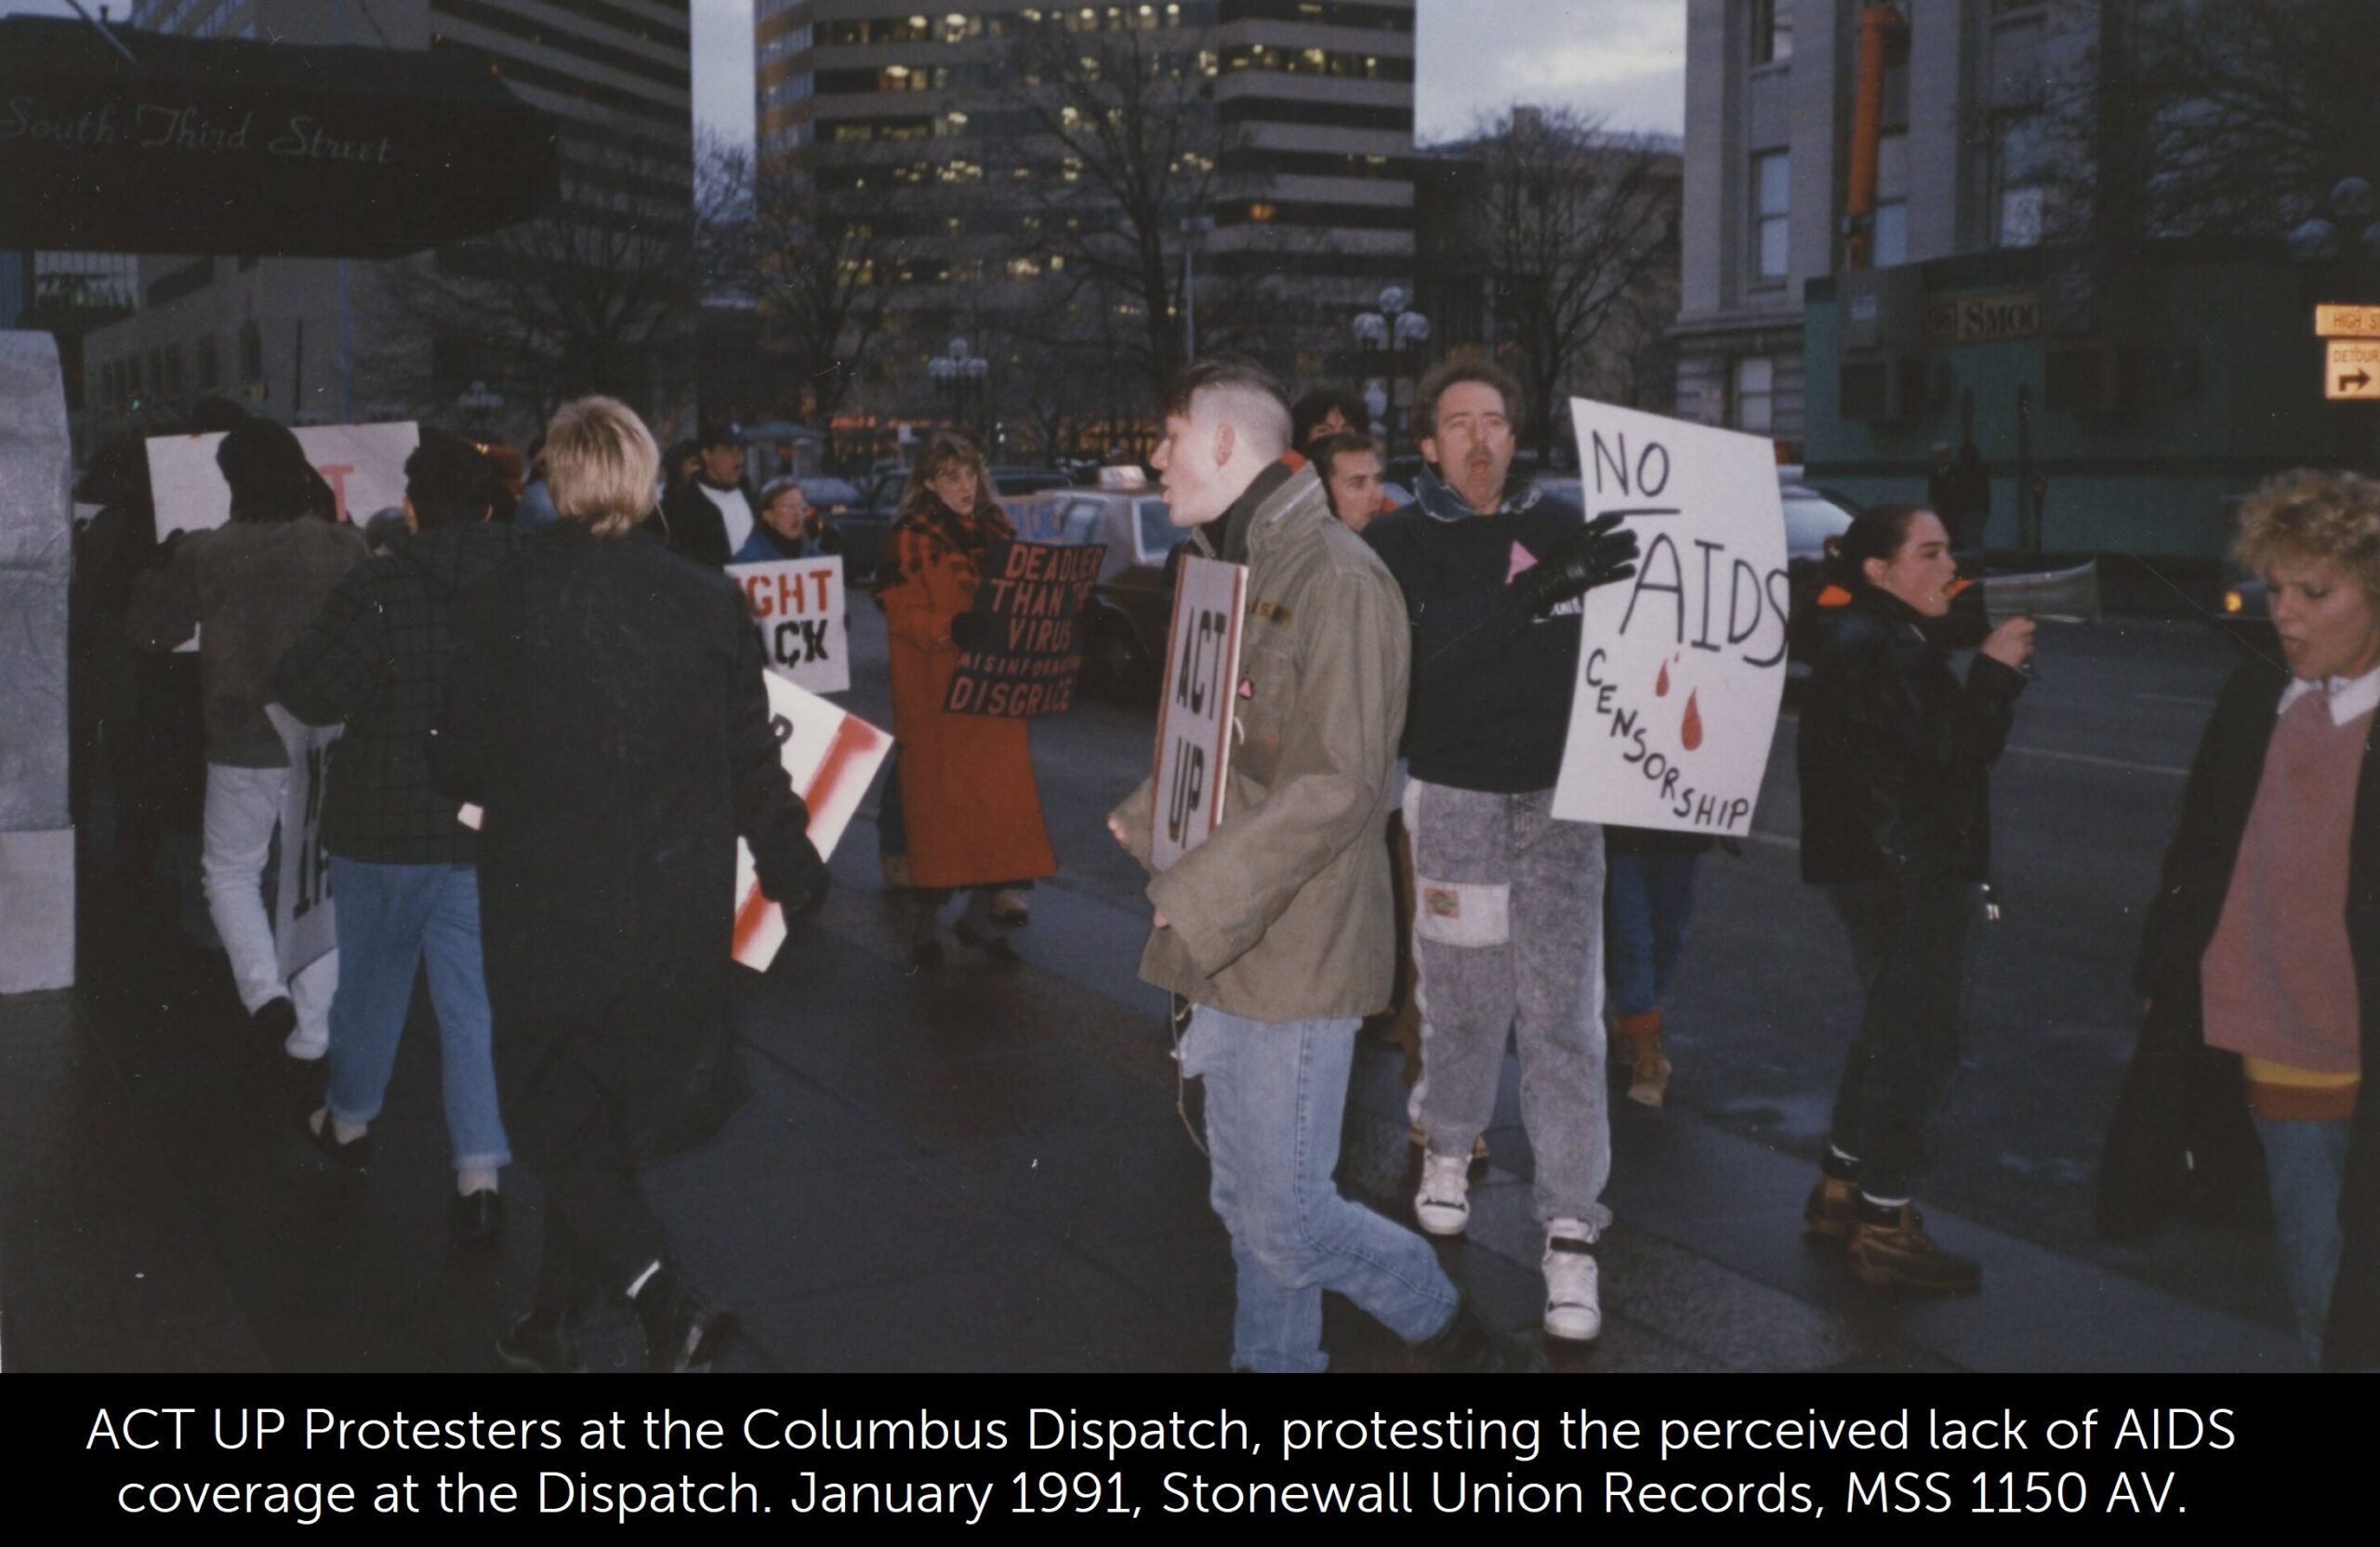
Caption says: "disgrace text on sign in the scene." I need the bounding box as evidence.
[1553,398,1788,837]
[728,556,849,694]
[265,704,341,979]
[943,539,1104,718]
[1150,554,1248,872]
[731,668,892,971]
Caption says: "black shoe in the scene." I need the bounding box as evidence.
[496,1309,585,1373]
[632,1268,736,1372]
[953,920,1021,965]
[449,1189,506,1246]
[253,996,297,1044]
[1413,1295,1549,1373]
[302,1110,371,1171]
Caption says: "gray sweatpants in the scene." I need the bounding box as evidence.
[1405,777,1613,1232]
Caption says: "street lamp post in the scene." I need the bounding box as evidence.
[927,336,989,443]
[1352,286,1430,464]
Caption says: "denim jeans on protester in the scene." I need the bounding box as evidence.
[1824,877,1975,1201]
[1605,850,1700,1019]
[324,858,510,1172]
[2251,1111,2350,1366]
[1181,1005,1459,1372]
[201,762,337,1057]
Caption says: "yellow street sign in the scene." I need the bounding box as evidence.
[2327,340,2380,400]
[2317,304,2380,337]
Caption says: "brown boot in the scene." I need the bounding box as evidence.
[1617,1012,1672,1108]
[1848,1202,1982,1293]
[1803,1174,1858,1241]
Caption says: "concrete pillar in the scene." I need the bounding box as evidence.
[0,332,75,994]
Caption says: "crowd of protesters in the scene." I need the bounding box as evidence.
[56,351,2376,1375]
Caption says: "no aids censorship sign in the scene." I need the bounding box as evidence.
[1552,398,1789,838]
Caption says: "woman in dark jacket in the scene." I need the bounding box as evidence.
[1796,503,2035,1293]
[2101,469,2380,1370]
[441,397,828,1372]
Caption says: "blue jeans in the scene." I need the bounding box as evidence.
[1605,851,1700,1018]
[325,858,510,1172]
[2251,1111,2350,1367]
[1182,1005,1459,1372]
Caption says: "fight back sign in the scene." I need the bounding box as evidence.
[943,539,1104,718]
[731,668,892,971]
[1151,554,1247,872]
[264,704,340,979]
[729,557,849,694]
[1552,398,1788,837]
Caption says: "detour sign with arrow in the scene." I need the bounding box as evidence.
[2328,340,2380,401]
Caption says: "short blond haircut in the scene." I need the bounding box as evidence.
[2235,469,2380,610]
[545,396,660,536]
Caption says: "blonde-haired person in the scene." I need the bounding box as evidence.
[874,430,1057,965]
[441,395,829,1373]
[2107,469,2380,1369]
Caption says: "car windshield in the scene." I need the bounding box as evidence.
[1781,486,1855,558]
[1137,498,1181,562]
[800,478,861,507]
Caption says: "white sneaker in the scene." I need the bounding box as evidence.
[1414,1151,1472,1236]
[1541,1220,1601,1342]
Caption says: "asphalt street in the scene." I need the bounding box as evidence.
[827,587,2296,1331]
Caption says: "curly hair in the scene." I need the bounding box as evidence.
[877,430,1014,595]
[2234,469,2380,607]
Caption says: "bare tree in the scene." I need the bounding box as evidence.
[2031,0,2380,249]
[387,136,700,416]
[996,14,1222,392]
[1443,108,1678,455]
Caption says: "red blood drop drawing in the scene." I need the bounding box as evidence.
[1655,662,1670,697]
[1681,690,1704,751]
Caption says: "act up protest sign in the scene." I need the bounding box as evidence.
[1150,553,1247,872]
[1551,398,1788,837]
[943,539,1104,718]
[264,704,341,979]
[729,556,849,694]
[731,668,892,971]
[146,420,419,537]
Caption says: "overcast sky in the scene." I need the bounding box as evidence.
[6,0,1687,147]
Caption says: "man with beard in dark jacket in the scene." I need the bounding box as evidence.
[441,397,828,1373]
[275,429,520,1242]
[654,421,754,567]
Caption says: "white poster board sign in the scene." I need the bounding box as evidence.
[1150,554,1248,872]
[1551,398,1788,837]
[146,420,420,537]
[728,556,850,694]
[264,705,341,979]
[731,668,893,969]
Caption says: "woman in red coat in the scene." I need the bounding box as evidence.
[878,432,1057,965]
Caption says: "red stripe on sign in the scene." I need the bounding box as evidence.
[800,715,880,813]
[732,882,774,957]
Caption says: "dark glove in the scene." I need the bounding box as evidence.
[949,610,992,651]
[1514,511,1638,616]
[769,837,831,919]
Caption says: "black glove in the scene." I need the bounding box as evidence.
[769,837,831,919]
[949,610,992,650]
[1514,511,1639,616]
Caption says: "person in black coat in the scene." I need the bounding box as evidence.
[440,396,828,1372]
[1796,503,2035,1293]
[2101,469,2380,1370]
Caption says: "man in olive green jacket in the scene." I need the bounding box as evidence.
[1108,360,1538,1373]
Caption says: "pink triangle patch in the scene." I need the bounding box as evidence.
[1506,541,1539,582]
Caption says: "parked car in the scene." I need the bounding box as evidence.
[826,476,903,585]
[990,466,1072,496]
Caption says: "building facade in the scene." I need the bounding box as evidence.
[84,0,695,447]
[752,0,1416,456]
[1679,0,2365,562]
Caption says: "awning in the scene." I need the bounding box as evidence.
[0,16,562,258]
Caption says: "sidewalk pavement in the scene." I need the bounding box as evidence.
[0,819,2306,1373]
